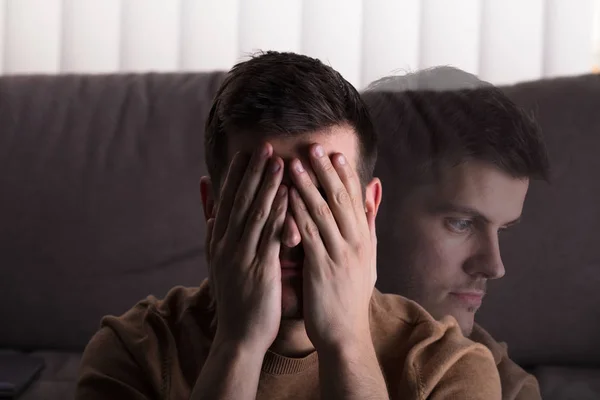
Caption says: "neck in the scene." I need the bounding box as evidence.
[269,319,314,358]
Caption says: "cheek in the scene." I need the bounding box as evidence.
[409,219,468,286]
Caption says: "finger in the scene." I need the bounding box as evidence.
[289,186,327,261]
[213,152,249,242]
[227,143,273,240]
[289,158,341,252]
[256,184,288,263]
[308,145,357,239]
[241,157,284,255]
[331,153,365,216]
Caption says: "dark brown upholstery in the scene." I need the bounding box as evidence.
[479,75,600,367]
[0,72,597,399]
[0,73,224,352]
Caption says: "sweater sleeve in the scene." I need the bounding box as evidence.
[496,350,541,400]
[75,327,156,400]
[426,343,502,400]
[470,323,541,400]
[400,318,502,400]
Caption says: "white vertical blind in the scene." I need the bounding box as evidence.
[543,0,596,78]
[301,0,363,87]
[180,0,239,71]
[479,0,546,85]
[361,0,421,87]
[0,0,6,74]
[4,0,63,74]
[0,0,597,86]
[594,0,600,70]
[419,0,482,74]
[120,0,181,71]
[61,0,121,73]
[239,0,302,56]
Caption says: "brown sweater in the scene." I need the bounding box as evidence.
[76,280,501,400]
[470,324,541,400]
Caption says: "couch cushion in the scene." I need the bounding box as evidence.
[536,366,600,400]
[0,73,224,351]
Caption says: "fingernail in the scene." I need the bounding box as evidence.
[261,144,270,157]
[338,154,346,165]
[313,145,324,157]
[271,159,281,173]
[294,160,305,172]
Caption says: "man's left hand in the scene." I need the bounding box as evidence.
[289,143,377,353]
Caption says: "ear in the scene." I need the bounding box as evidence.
[200,176,216,222]
[364,177,382,217]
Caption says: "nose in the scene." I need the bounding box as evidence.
[464,232,506,280]
[281,211,301,248]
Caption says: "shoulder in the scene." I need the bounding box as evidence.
[77,282,213,395]
[405,318,501,399]
[370,291,501,399]
[370,289,435,327]
[77,281,214,398]
[100,281,213,344]
[470,323,507,364]
[370,289,464,342]
[470,324,541,400]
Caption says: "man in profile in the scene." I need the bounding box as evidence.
[362,66,549,400]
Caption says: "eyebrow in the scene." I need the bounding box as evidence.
[433,203,521,227]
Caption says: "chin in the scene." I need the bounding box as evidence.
[281,307,303,320]
[281,277,303,319]
[433,304,475,337]
[453,312,475,336]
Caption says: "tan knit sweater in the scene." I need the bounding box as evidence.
[471,324,541,400]
[76,280,501,399]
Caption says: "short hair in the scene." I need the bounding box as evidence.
[204,51,377,190]
[361,66,550,188]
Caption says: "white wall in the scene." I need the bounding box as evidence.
[593,0,600,71]
[0,0,597,88]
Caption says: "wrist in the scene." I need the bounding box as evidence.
[212,333,268,366]
[316,331,375,364]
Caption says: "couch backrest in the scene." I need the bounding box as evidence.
[375,74,600,367]
[1,72,599,368]
[0,73,224,350]
[488,75,600,366]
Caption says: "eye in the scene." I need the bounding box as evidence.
[445,218,473,234]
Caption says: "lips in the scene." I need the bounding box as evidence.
[280,258,302,279]
[450,291,485,308]
[280,259,301,269]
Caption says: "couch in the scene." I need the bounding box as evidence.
[0,72,598,399]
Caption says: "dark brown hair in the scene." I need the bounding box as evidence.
[361,66,550,187]
[204,51,377,190]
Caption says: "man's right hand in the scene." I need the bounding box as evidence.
[206,142,287,354]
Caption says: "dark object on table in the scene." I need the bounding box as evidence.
[0,354,45,399]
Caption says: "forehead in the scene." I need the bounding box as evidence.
[226,125,360,169]
[415,160,530,224]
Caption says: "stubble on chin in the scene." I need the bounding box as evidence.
[281,276,303,320]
